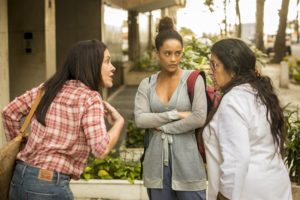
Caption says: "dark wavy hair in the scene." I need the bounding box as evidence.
[207,38,285,155]
[36,40,107,125]
[155,16,183,50]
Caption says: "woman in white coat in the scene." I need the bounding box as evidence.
[203,38,292,200]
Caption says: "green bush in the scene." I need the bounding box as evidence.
[132,53,159,72]
[126,120,144,148]
[81,150,141,183]
[284,105,300,185]
[180,37,211,71]
[288,58,300,83]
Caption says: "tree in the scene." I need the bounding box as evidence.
[204,0,228,36]
[128,10,140,62]
[255,0,265,52]
[204,0,214,12]
[223,0,228,36]
[296,0,300,43]
[179,27,195,37]
[273,0,290,63]
[235,0,242,37]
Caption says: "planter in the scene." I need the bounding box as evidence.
[70,179,298,200]
[292,182,300,200]
[120,148,144,162]
[70,179,148,200]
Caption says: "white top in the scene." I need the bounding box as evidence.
[203,84,292,200]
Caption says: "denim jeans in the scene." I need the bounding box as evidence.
[149,145,206,200]
[9,160,73,200]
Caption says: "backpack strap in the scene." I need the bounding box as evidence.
[186,70,207,163]
[187,70,207,103]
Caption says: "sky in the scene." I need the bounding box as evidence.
[177,0,300,36]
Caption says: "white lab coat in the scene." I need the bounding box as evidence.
[203,84,292,200]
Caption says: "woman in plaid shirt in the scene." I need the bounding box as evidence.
[2,40,124,199]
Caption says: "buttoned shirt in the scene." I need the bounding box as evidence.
[2,80,109,179]
[203,84,292,200]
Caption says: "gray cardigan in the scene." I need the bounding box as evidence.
[134,70,207,191]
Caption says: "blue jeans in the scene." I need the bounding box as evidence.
[149,145,206,200]
[149,164,206,200]
[9,160,73,200]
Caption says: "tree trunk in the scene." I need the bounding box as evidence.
[223,0,228,36]
[296,0,300,43]
[235,0,242,37]
[147,12,153,58]
[273,0,290,63]
[128,10,140,62]
[255,0,265,51]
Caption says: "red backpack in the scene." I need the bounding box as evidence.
[187,70,221,163]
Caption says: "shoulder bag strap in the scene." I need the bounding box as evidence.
[19,89,44,135]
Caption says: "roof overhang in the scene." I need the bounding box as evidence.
[105,0,186,12]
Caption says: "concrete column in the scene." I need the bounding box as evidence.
[45,0,56,79]
[100,0,107,99]
[280,61,289,88]
[147,12,153,57]
[161,8,168,17]
[0,0,9,147]
[161,6,178,25]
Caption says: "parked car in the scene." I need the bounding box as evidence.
[264,34,292,56]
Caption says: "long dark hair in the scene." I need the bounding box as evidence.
[207,38,285,155]
[36,40,107,125]
[155,16,183,50]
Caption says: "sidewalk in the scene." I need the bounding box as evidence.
[261,63,300,109]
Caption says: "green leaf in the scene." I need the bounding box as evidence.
[82,173,91,180]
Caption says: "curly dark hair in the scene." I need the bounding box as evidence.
[155,16,183,50]
[207,38,285,155]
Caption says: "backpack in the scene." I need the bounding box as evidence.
[186,70,220,163]
[139,71,220,179]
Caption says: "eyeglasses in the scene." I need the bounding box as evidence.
[209,60,221,71]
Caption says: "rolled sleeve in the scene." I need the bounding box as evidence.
[2,86,41,141]
[82,94,109,158]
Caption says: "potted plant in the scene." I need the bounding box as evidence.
[70,150,147,200]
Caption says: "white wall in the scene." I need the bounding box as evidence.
[45,0,56,79]
[56,0,102,69]
[0,0,9,147]
[8,0,46,99]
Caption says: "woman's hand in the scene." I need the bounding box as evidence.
[102,101,124,125]
[99,101,124,159]
[177,111,191,119]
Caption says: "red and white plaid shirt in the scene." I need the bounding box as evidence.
[2,80,109,179]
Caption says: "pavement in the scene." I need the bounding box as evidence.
[262,63,300,110]
[108,85,139,146]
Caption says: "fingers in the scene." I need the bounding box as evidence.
[102,101,123,122]
[103,101,118,112]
